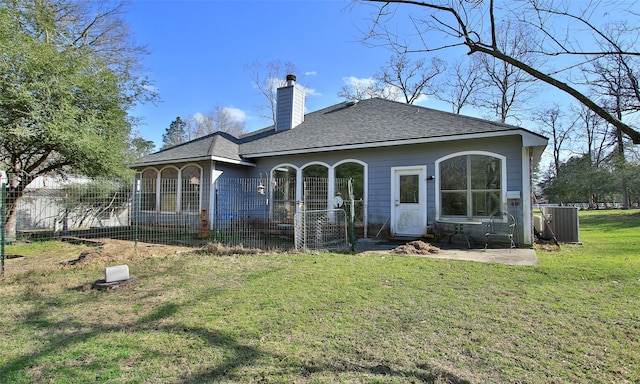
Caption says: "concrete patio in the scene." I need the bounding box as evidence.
[356,238,539,266]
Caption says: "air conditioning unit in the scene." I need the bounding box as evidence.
[540,206,581,244]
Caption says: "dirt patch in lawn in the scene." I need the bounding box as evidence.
[392,240,441,255]
[60,237,192,267]
[3,238,193,277]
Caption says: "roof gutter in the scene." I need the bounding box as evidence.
[133,155,256,168]
[241,129,548,159]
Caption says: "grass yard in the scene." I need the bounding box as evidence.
[0,210,639,383]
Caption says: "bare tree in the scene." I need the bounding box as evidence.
[583,34,640,208]
[534,105,576,177]
[338,77,392,101]
[573,103,612,168]
[338,53,444,103]
[208,106,246,137]
[360,0,640,143]
[246,60,299,125]
[475,22,541,124]
[435,56,483,114]
[377,54,445,104]
[184,106,246,140]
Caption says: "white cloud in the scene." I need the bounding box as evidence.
[302,86,321,97]
[343,76,376,88]
[342,76,430,104]
[192,112,206,123]
[304,71,317,76]
[412,93,430,104]
[222,106,246,123]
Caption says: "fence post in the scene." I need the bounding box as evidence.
[134,175,141,249]
[1,171,6,277]
[348,178,356,251]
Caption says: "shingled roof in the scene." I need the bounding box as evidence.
[134,98,546,168]
[238,98,546,157]
[134,131,249,167]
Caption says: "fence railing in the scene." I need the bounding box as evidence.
[4,175,358,253]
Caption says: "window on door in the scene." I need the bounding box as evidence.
[399,174,420,203]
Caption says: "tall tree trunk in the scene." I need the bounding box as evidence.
[614,102,630,210]
[4,176,32,240]
[5,192,19,240]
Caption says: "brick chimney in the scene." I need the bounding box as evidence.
[276,74,305,132]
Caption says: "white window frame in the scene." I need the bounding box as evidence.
[179,163,203,213]
[435,151,507,220]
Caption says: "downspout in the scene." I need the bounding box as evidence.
[521,147,533,246]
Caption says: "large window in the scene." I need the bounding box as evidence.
[302,164,329,211]
[272,166,297,221]
[181,166,201,212]
[439,153,503,218]
[335,161,365,223]
[140,169,157,211]
[160,168,178,212]
[139,164,202,213]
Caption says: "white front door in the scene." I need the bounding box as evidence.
[391,166,427,237]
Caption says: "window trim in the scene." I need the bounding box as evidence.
[270,160,369,236]
[159,166,180,213]
[179,163,203,213]
[270,164,300,221]
[139,164,204,214]
[435,151,507,221]
[301,161,331,211]
[140,167,159,212]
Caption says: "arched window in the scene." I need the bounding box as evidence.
[181,165,201,212]
[334,161,365,222]
[160,167,178,212]
[271,165,297,221]
[141,168,157,211]
[302,163,329,211]
[438,153,504,218]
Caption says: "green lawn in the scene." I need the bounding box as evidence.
[1,210,639,383]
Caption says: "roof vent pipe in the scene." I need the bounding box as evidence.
[285,74,296,86]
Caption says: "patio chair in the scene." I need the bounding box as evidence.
[484,212,516,251]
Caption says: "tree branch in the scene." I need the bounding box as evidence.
[471,44,640,143]
[361,0,640,143]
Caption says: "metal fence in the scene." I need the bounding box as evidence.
[294,209,350,252]
[11,177,133,241]
[3,175,357,253]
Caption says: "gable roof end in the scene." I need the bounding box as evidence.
[133,131,254,168]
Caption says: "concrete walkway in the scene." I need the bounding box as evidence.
[356,238,539,266]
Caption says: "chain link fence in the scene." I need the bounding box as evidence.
[2,175,358,258]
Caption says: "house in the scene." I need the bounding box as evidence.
[133,75,548,247]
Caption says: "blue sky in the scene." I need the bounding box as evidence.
[125,0,421,148]
[123,0,638,163]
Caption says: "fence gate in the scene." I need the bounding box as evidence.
[293,177,355,252]
[294,209,349,252]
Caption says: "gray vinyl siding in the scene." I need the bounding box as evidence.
[250,135,527,244]
[135,134,529,244]
[212,162,254,226]
[213,162,252,178]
